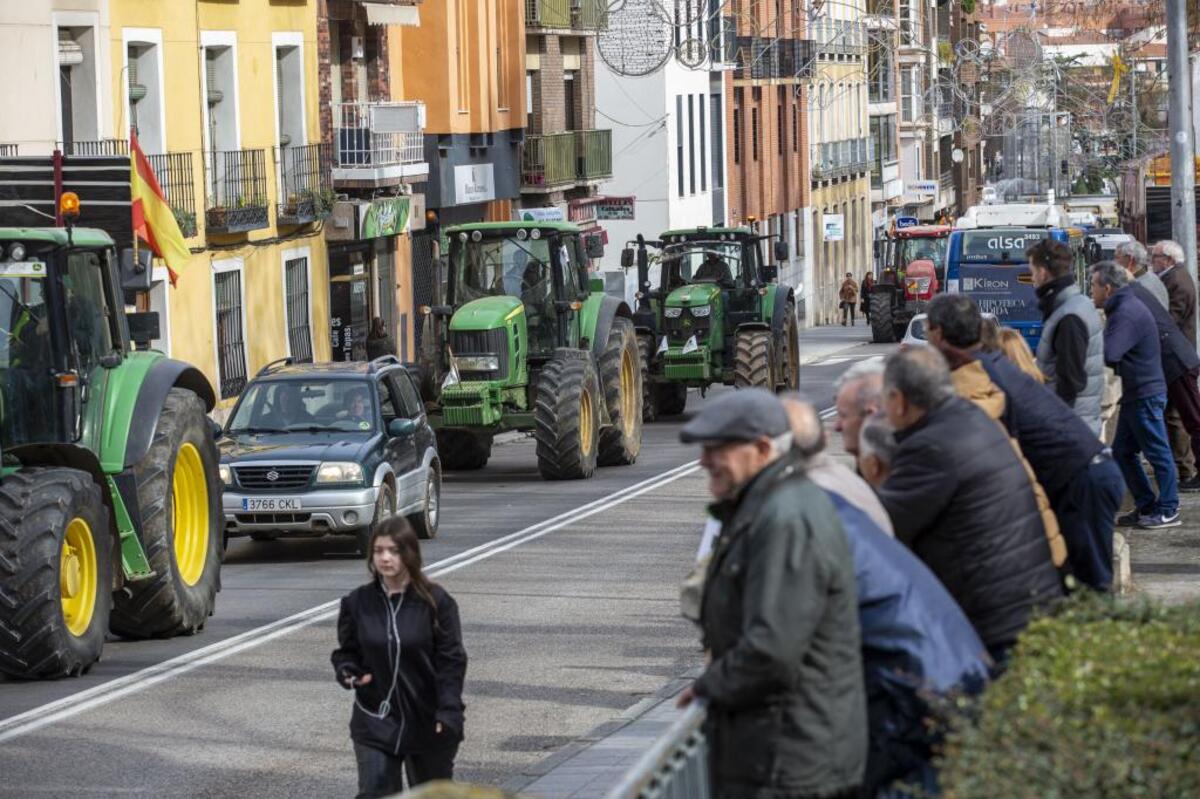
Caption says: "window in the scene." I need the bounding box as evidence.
[284,255,313,363]
[733,98,742,165]
[63,251,115,381]
[202,38,238,153]
[751,106,760,161]
[125,31,164,154]
[378,380,398,425]
[900,66,916,122]
[899,0,916,46]
[56,22,100,148]
[214,265,247,400]
[777,88,785,156]
[711,93,724,186]
[274,36,305,151]
[688,95,696,194]
[699,94,707,191]
[391,372,423,418]
[869,42,894,103]
[677,95,685,196]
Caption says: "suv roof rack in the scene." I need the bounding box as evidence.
[367,355,402,373]
[256,357,294,377]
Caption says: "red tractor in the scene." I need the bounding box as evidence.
[869,224,950,343]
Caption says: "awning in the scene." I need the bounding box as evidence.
[361,1,420,26]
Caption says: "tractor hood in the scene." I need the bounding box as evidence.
[219,432,375,465]
[666,283,722,308]
[450,295,524,331]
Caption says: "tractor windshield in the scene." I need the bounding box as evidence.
[657,241,745,290]
[451,236,554,307]
[0,261,58,447]
[895,237,947,270]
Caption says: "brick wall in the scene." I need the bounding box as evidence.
[318,0,333,149]
[529,35,565,134]
[579,37,596,130]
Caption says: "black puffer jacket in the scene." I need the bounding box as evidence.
[876,397,1062,651]
[332,581,467,756]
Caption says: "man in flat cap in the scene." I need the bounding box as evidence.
[676,389,866,799]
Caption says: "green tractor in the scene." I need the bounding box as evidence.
[621,227,800,419]
[0,225,222,679]
[417,222,642,480]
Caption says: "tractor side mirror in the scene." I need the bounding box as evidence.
[760,263,779,283]
[620,247,635,269]
[119,247,154,294]
[127,311,161,349]
[584,234,605,260]
[773,241,789,262]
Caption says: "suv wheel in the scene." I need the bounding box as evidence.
[357,483,395,555]
[409,465,440,540]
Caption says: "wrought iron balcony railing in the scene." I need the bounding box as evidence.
[0,144,17,157]
[146,152,199,238]
[522,132,576,189]
[58,138,129,156]
[205,148,270,234]
[276,142,333,226]
[525,0,570,28]
[576,129,612,181]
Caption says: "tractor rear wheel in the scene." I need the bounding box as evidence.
[437,430,492,470]
[535,351,601,480]
[0,468,113,679]
[637,334,659,423]
[777,301,800,390]
[734,329,775,389]
[597,318,643,466]
[656,384,688,416]
[111,388,221,639]
[869,290,896,344]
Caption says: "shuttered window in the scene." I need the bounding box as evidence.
[214,269,247,399]
[285,256,313,363]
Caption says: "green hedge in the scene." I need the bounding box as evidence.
[938,594,1200,798]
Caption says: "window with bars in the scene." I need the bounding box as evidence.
[751,106,760,161]
[285,257,313,363]
[733,100,742,165]
[214,269,247,399]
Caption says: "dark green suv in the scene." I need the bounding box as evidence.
[218,357,440,552]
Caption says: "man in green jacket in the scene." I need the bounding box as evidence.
[676,389,866,799]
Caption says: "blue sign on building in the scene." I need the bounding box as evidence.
[895,216,919,229]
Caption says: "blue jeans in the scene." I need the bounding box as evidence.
[353,741,457,799]
[1051,455,1125,590]
[1113,395,1179,517]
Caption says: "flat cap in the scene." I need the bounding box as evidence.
[680,389,790,444]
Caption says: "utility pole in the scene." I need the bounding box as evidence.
[1166,0,1198,346]
[1131,54,1138,157]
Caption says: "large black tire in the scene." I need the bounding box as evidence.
[436,430,492,470]
[637,334,659,423]
[111,388,222,639]
[408,463,441,540]
[657,384,688,416]
[597,318,643,466]
[869,290,897,344]
[357,482,396,555]
[777,301,800,391]
[535,350,601,480]
[0,468,113,679]
[734,329,775,389]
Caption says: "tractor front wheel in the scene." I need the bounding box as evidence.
[597,318,643,466]
[0,468,113,679]
[777,301,800,390]
[111,388,221,640]
[656,384,688,416]
[535,351,601,480]
[637,334,659,423]
[437,430,492,471]
[734,329,775,389]
[869,290,897,344]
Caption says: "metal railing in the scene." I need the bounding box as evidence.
[276,142,332,226]
[811,138,872,180]
[59,138,129,156]
[522,132,575,188]
[577,129,612,180]
[333,101,425,172]
[0,144,17,157]
[146,152,199,238]
[605,703,710,799]
[573,0,608,30]
[204,148,270,234]
[525,0,571,28]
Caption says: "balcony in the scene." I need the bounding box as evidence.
[811,138,873,182]
[576,129,611,181]
[58,138,129,156]
[522,132,575,189]
[333,101,427,187]
[276,143,333,226]
[204,148,270,234]
[573,0,608,30]
[0,144,16,157]
[525,0,570,28]
[146,152,199,238]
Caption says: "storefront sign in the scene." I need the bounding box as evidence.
[359,196,411,239]
[822,213,845,242]
[595,196,636,220]
[515,207,566,222]
[909,180,938,196]
[895,216,919,229]
[455,163,496,204]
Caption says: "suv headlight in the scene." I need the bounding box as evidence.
[664,307,683,318]
[218,464,232,486]
[455,354,500,371]
[690,305,711,317]
[316,462,364,484]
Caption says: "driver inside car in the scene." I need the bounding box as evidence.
[338,389,372,427]
[693,253,734,286]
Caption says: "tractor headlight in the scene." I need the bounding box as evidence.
[7,243,25,262]
[455,354,500,372]
[690,305,711,317]
[316,462,364,484]
[218,464,232,486]
[664,307,683,318]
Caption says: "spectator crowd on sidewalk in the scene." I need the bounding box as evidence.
[677,238,1200,799]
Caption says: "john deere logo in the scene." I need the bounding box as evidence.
[266,470,280,482]
[683,319,693,328]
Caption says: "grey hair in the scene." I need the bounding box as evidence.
[1155,240,1185,267]
[1091,259,1131,291]
[858,412,898,467]
[883,347,955,411]
[834,356,886,415]
[1115,239,1148,269]
[769,431,795,459]
[778,392,825,457]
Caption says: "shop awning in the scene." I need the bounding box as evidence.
[360,1,420,26]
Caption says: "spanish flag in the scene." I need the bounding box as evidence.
[130,130,189,286]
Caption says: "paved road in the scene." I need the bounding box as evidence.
[0,339,881,797]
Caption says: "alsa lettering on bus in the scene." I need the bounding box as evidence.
[987,235,1039,252]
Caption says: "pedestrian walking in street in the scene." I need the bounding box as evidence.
[841,272,860,326]
[1149,240,1200,490]
[676,390,866,799]
[926,294,1125,591]
[783,395,990,797]
[1091,261,1181,529]
[874,347,1063,665]
[834,358,885,458]
[1027,239,1105,435]
[1116,240,1169,310]
[332,517,467,799]
[860,273,875,324]
[366,317,397,362]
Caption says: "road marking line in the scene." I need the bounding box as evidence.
[0,460,701,743]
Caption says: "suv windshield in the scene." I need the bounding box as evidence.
[228,379,376,433]
[451,236,553,305]
[658,241,745,289]
[0,260,57,447]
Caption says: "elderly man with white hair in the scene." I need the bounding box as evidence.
[1116,239,1169,310]
[1151,239,1196,343]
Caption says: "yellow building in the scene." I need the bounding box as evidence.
[105,0,332,416]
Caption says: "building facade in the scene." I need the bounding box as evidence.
[867,0,904,239]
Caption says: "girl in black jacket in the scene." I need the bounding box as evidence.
[332,517,467,798]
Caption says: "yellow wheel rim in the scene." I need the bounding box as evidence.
[60,517,97,637]
[580,386,595,455]
[172,442,209,587]
[620,347,637,436]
